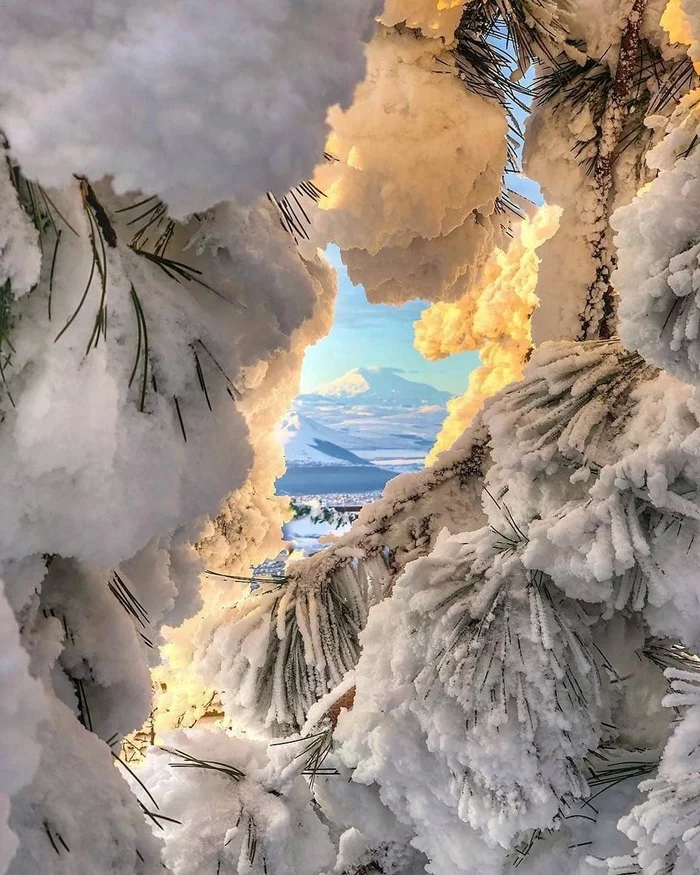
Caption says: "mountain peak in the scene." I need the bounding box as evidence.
[306,366,450,407]
[313,368,370,398]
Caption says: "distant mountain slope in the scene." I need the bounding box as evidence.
[279,414,372,467]
[277,413,399,496]
[303,366,451,408]
[279,368,452,493]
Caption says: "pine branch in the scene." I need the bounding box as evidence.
[216,555,371,731]
[5,154,79,247]
[54,179,114,349]
[648,54,699,115]
[116,195,178,256]
[452,20,530,109]
[578,0,648,340]
[453,5,533,214]
[494,340,658,470]
[270,727,339,786]
[458,0,569,75]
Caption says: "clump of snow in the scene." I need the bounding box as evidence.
[0,163,41,298]
[0,578,45,875]
[613,108,700,385]
[615,669,700,874]
[0,179,335,568]
[311,28,508,304]
[524,93,610,342]
[335,527,607,862]
[522,429,700,635]
[40,558,154,742]
[512,363,700,648]
[661,0,700,70]
[415,205,560,459]
[139,728,334,875]
[378,0,464,39]
[6,698,163,875]
[0,0,380,217]
[333,825,425,874]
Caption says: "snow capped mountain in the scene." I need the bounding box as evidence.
[307,366,451,408]
[278,369,453,495]
[293,367,451,463]
[279,414,371,467]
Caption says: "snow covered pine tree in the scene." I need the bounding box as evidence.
[2,0,700,874]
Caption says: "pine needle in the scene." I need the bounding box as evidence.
[129,285,150,411]
[173,395,187,442]
[129,246,238,307]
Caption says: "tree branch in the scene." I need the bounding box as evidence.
[578,0,647,340]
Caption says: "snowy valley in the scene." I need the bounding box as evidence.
[278,366,450,495]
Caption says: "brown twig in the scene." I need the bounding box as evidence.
[326,687,357,729]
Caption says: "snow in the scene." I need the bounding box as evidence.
[613,108,700,385]
[279,414,373,467]
[617,670,700,873]
[302,670,358,735]
[685,0,700,66]
[4,1,700,873]
[0,578,45,875]
[415,205,561,459]
[0,0,380,217]
[305,338,693,873]
[309,28,508,304]
[0,86,344,875]
[313,370,376,399]
[335,527,606,865]
[310,366,451,407]
[0,168,41,299]
[662,0,700,68]
[0,183,335,568]
[378,0,464,39]
[524,90,608,343]
[6,698,163,875]
[138,729,334,875]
